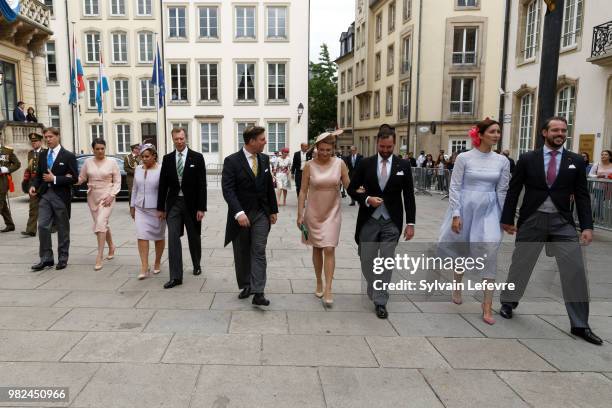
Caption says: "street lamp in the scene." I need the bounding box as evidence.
[297,102,304,123]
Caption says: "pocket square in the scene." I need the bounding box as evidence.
[568,164,576,169]
[190,164,195,167]
[265,168,269,173]
[396,171,404,175]
[59,162,64,166]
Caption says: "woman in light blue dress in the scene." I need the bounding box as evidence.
[438,119,510,325]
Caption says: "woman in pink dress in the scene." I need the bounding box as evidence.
[77,138,121,270]
[297,131,350,306]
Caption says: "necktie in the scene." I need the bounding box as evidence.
[177,152,184,178]
[251,155,258,176]
[547,150,558,186]
[352,155,356,167]
[380,159,389,190]
[47,150,54,170]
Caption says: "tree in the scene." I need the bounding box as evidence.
[308,44,338,142]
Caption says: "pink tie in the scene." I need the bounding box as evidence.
[380,159,388,189]
[547,150,558,186]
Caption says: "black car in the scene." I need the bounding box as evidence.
[72,155,130,200]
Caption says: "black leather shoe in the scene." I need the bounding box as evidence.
[238,286,252,299]
[499,303,514,319]
[0,226,15,233]
[31,261,54,271]
[571,328,603,345]
[375,305,388,319]
[55,261,67,270]
[21,231,35,237]
[193,266,202,276]
[252,293,270,306]
[163,279,182,289]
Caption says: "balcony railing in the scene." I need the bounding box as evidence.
[20,0,51,29]
[591,21,612,58]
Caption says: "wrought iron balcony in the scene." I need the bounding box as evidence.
[589,21,612,66]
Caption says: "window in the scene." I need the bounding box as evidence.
[523,0,540,60]
[387,44,394,74]
[375,53,381,80]
[199,63,218,102]
[137,0,152,16]
[46,41,57,82]
[457,0,477,7]
[518,93,534,154]
[388,2,395,33]
[48,106,60,128]
[355,62,360,83]
[110,0,125,16]
[114,79,129,108]
[347,68,353,91]
[141,123,157,146]
[450,78,474,114]
[360,95,371,120]
[90,123,104,140]
[138,32,154,63]
[171,122,190,136]
[83,0,99,16]
[168,7,186,38]
[236,6,256,39]
[201,122,219,153]
[450,138,468,153]
[140,79,155,108]
[237,121,256,150]
[268,122,287,152]
[267,63,286,101]
[403,0,411,21]
[111,32,128,64]
[556,86,576,150]
[561,0,583,48]
[0,61,16,121]
[199,6,219,39]
[236,62,256,101]
[116,123,131,153]
[401,35,411,73]
[400,81,409,119]
[85,32,101,63]
[267,6,287,39]
[347,100,352,126]
[361,23,366,47]
[87,79,97,109]
[385,86,393,115]
[340,72,346,93]
[43,0,54,16]
[376,13,382,41]
[374,91,380,118]
[340,101,345,127]
[170,63,188,101]
[453,28,477,64]
[355,27,360,50]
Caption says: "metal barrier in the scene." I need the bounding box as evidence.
[587,178,612,230]
[412,167,451,199]
[206,163,224,186]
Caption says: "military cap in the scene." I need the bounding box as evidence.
[28,133,43,141]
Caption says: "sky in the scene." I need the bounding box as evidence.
[309,0,355,63]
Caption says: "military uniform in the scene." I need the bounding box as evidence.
[22,134,46,236]
[0,144,21,232]
[124,145,141,202]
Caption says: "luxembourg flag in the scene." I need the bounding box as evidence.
[68,35,85,105]
[96,55,109,114]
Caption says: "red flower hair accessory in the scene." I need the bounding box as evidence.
[468,126,481,147]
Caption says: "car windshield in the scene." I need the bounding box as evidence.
[77,156,124,172]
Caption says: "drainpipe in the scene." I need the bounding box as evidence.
[159,0,168,155]
[413,0,423,153]
[498,0,511,151]
[65,0,75,150]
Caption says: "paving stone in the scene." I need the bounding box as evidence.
[190,365,324,407]
[210,292,325,311]
[429,338,556,371]
[229,311,288,334]
[262,335,378,367]
[287,311,397,336]
[201,276,291,293]
[519,338,612,371]
[118,276,205,292]
[0,330,85,362]
[62,332,172,363]
[162,334,261,365]
[366,336,450,368]
[499,371,612,408]
[0,306,69,330]
[49,308,154,332]
[0,275,55,289]
[319,367,443,408]
[388,313,483,337]
[421,369,528,408]
[328,294,419,312]
[462,314,570,339]
[0,289,68,307]
[539,314,612,342]
[53,290,146,308]
[135,291,214,309]
[143,309,230,334]
[38,274,128,291]
[290,279,362,295]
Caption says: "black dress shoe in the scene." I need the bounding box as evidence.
[499,303,514,319]
[0,226,15,233]
[571,328,603,345]
[163,279,182,289]
[252,293,270,306]
[55,261,67,270]
[31,261,54,271]
[193,266,202,276]
[238,286,252,299]
[375,305,388,319]
[21,231,35,237]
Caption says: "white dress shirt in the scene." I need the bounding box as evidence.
[300,151,307,170]
[175,147,187,196]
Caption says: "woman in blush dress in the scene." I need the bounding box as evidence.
[130,144,166,280]
[297,130,350,307]
[273,148,292,206]
[438,118,510,325]
[76,138,121,270]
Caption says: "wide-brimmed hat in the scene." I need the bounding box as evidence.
[314,129,343,145]
[281,147,289,154]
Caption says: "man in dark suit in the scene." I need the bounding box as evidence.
[348,125,416,319]
[29,127,77,271]
[13,101,26,122]
[502,149,516,174]
[344,146,363,206]
[499,116,601,345]
[222,126,278,306]
[291,142,311,198]
[157,128,207,289]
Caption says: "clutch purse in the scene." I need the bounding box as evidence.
[300,223,309,241]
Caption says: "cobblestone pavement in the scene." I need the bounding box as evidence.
[0,188,611,407]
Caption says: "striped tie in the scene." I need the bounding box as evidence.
[177,152,184,178]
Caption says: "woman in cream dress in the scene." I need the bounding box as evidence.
[273,148,292,206]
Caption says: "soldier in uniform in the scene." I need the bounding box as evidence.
[0,138,21,232]
[21,133,45,237]
[124,143,141,202]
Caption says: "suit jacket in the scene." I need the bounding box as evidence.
[12,108,26,122]
[291,150,312,176]
[222,150,278,246]
[348,154,416,244]
[0,145,21,193]
[343,153,364,178]
[31,147,77,217]
[156,148,207,217]
[501,148,593,231]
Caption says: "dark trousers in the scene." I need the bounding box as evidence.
[358,217,400,306]
[0,192,14,228]
[166,197,201,281]
[232,209,270,293]
[38,190,70,263]
[500,211,590,328]
[294,170,302,197]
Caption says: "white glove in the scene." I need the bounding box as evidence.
[0,167,9,174]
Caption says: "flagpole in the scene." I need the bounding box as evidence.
[98,39,105,139]
[72,22,81,154]
[154,32,160,150]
